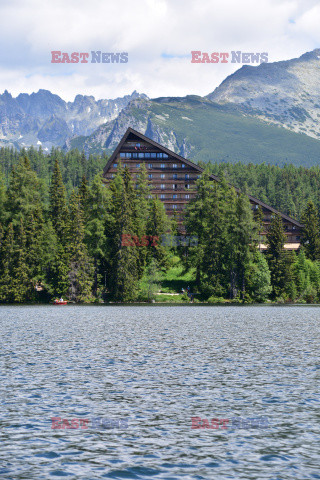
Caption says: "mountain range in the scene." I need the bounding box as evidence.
[2,49,320,167]
[0,89,147,150]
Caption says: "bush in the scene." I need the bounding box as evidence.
[207,296,226,304]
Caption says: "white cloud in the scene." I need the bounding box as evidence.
[0,0,319,101]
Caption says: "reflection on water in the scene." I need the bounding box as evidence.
[1,305,320,479]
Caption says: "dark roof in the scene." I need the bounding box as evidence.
[103,127,304,228]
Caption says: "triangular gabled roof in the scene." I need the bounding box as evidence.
[102,127,214,177]
[103,127,303,228]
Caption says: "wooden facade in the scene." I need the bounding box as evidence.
[103,128,304,249]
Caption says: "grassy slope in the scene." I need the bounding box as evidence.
[70,95,320,166]
[149,97,320,167]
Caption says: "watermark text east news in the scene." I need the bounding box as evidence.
[191,51,268,64]
[51,51,128,63]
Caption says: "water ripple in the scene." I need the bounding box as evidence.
[0,305,320,479]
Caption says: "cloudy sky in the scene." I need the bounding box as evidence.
[0,0,319,101]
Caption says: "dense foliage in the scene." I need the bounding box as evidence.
[0,146,107,197]
[1,148,320,303]
[203,161,320,219]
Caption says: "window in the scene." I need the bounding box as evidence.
[148,164,153,169]
[161,163,165,169]
[111,174,114,179]
[163,154,168,158]
[136,163,140,168]
[197,175,200,179]
[126,152,131,158]
[185,194,190,199]
[157,153,163,158]
[138,153,144,158]
[161,174,165,179]
[161,184,165,190]
[145,153,151,158]
[172,204,177,210]
[160,194,165,199]
[148,174,153,179]
[173,174,177,180]
[120,153,125,158]
[151,153,157,158]
[173,194,177,199]
[173,184,177,190]
[132,152,138,158]
[185,174,189,180]
[182,164,185,168]
[185,184,190,189]
[113,163,118,167]
[173,164,177,168]
[148,194,152,199]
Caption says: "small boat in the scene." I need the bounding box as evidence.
[53,299,68,305]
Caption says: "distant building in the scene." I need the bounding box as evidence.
[103,128,303,249]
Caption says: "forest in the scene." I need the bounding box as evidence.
[1,146,320,304]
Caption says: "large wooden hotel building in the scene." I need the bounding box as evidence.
[103,128,303,249]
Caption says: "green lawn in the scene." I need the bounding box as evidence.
[160,259,196,294]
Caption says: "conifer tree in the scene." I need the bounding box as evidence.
[146,197,170,268]
[300,200,320,260]
[84,174,110,296]
[79,175,89,214]
[134,164,152,274]
[67,191,94,302]
[200,176,231,297]
[11,219,34,302]
[107,167,140,301]
[230,191,257,299]
[6,156,44,226]
[49,158,69,244]
[254,204,264,248]
[266,213,288,297]
[0,223,14,302]
[0,167,7,224]
[185,170,216,286]
[266,213,286,259]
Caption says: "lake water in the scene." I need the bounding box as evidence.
[1,305,320,479]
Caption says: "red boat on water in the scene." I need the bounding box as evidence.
[53,299,68,305]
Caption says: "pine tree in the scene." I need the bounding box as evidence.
[231,191,257,299]
[254,204,264,248]
[11,219,34,302]
[107,167,140,301]
[49,159,69,244]
[84,174,110,296]
[0,167,7,224]
[200,176,232,297]
[0,223,15,302]
[146,197,170,269]
[67,191,94,302]
[266,213,288,298]
[300,200,320,260]
[266,213,286,259]
[6,156,44,226]
[134,164,151,276]
[78,175,89,214]
[185,170,216,287]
